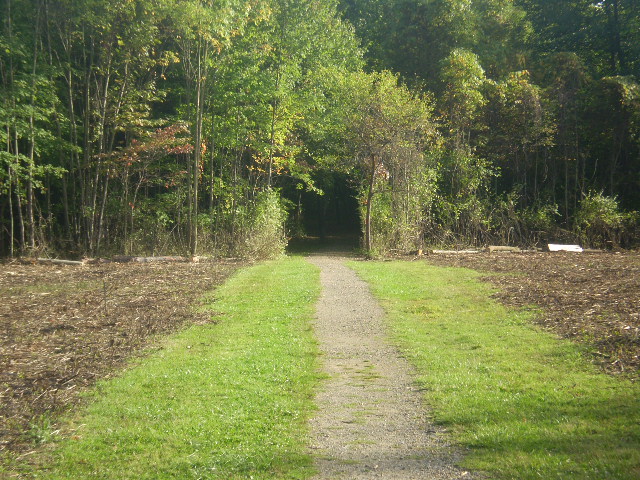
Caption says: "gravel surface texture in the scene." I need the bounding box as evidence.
[307,255,473,479]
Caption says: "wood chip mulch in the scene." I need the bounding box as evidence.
[424,251,640,380]
[1,259,242,458]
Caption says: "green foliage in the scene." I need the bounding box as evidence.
[340,0,530,86]
[27,414,55,447]
[490,192,560,246]
[339,70,438,252]
[0,0,363,257]
[2,0,640,255]
[574,191,637,248]
[243,189,288,259]
[359,165,438,255]
[440,48,487,146]
[480,71,555,208]
[582,76,640,211]
[339,0,640,249]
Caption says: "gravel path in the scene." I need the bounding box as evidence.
[306,255,472,479]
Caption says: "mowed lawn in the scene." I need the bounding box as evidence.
[350,260,640,479]
[20,257,320,479]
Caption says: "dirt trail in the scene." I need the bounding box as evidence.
[307,255,471,479]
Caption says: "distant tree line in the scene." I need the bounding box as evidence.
[1,0,638,258]
[0,0,365,257]
[340,0,640,251]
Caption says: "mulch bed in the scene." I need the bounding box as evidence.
[0,258,242,458]
[424,251,640,379]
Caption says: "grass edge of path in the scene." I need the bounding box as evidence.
[349,259,640,480]
[14,256,321,480]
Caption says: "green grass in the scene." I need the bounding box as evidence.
[349,260,640,479]
[27,257,320,480]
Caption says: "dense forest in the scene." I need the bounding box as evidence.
[1,0,638,258]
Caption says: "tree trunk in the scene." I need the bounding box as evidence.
[95,172,110,255]
[604,0,625,74]
[13,131,26,251]
[82,37,92,250]
[7,163,15,257]
[63,34,81,245]
[15,180,25,251]
[267,70,281,189]
[190,40,209,256]
[564,158,569,223]
[26,3,42,252]
[365,154,376,252]
[209,113,216,211]
[26,146,35,251]
[5,0,15,256]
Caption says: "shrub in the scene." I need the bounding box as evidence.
[243,189,288,259]
[492,192,560,247]
[574,191,636,248]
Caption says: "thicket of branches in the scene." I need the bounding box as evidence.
[1,0,639,258]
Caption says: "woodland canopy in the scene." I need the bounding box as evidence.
[1,0,639,257]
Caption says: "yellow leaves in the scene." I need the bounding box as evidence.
[158,51,180,67]
[210,38,224,54]
[252,152,267,165]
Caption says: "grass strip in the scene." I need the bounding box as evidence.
[31,257,320,480]
[349,260,640,479]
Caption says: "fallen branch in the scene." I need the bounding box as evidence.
[488,246,521,253]
[112,255,189,263]
[36,258,85,266]
[430,249,481,254]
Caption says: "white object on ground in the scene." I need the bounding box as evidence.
[548,244,583,252]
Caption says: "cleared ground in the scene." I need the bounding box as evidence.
[0,259,241,457]
[424,251,640,379]
[2,250,638,467]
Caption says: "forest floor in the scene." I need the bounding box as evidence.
[0,258,243,459]
[423,251,640,380]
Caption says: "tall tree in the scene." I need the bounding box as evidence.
[342,71,436,252]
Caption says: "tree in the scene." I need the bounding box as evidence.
[345,71,437,252]
[482,71,554,204]
[169,0,261,255]
[583,75,640,210]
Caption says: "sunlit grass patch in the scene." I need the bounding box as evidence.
[350,260,640,480]
[26,257,320,480]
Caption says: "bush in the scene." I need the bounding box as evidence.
[574,191,637,248]
[360,172,434,255]
[492,192,560,247]
[243,190,288,259]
